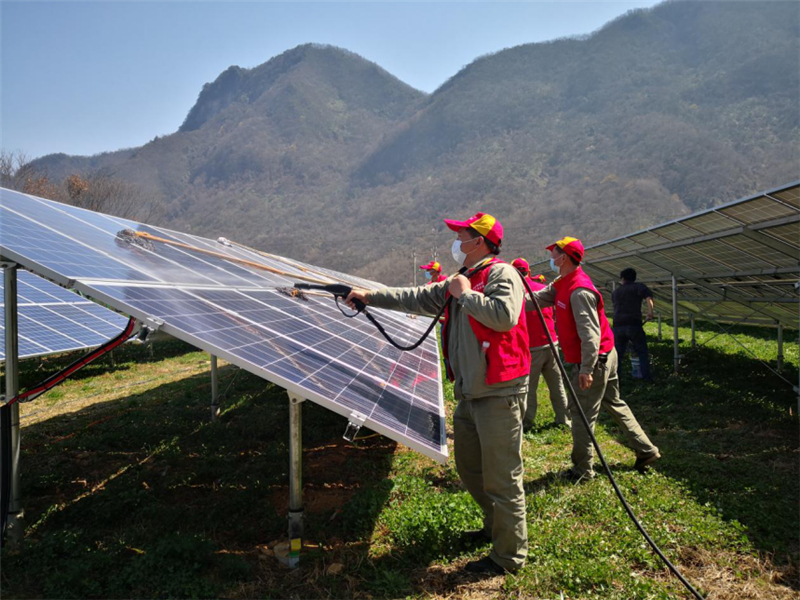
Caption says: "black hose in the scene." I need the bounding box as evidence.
[331,265,481,352]
[358,299,447,352]
[516,271,705,600]
[338,262,705,599]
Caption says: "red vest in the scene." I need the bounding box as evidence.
[442,258,531,385]
[525,278,558,347]
[552,268,615,364]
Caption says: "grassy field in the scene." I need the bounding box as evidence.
[1,320,797,599]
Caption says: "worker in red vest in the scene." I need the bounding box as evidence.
[346,213,530,575]
[420,260,447,284]
[526,237,660,481]
[511,258,571,431]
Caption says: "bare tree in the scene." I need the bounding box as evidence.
[1,151,162,223]
[63,169,162,222]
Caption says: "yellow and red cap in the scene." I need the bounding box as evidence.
[531,273,546,283]
[511,258,530,274]
[546,236,584,263]
[419,260,441,272]
[444,212,503,246]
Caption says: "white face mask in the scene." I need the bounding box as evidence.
[550,256,561,274]
[451,238,468,265]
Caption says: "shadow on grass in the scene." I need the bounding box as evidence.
[1,360,397,599]
[4,337,200,392]
[606,331,798,571]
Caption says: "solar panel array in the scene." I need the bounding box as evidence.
[0,269,129,361]
[530,181,799,327]
[0,188,447,462]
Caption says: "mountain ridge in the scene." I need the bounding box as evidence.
[27,1,799,284]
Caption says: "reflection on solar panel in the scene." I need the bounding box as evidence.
[531,181,800,327]
[0,270,129,361]
[0,188,446,462]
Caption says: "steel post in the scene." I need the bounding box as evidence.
[776,322,784,374]
[657,313,663,341]
[690,315,696,348]
[288,394,304,567]
[210,354,219,421]
[3,263,24,545]
[671,276,680,374]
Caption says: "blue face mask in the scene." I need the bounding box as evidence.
[550,258,560,273]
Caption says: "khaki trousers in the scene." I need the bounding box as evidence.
[523,345,571,428]
[568,348,659,477]
[454,394,528,571]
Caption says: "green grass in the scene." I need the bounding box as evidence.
[1,321,797,599]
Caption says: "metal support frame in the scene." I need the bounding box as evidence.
[690,315,696,349]
[657,313,663,341]
[585,244,797,327]
[287,393,304,567]
[671,275,680,374]
[210,355,220,421]
[3,262,24,545]
[776,322,784,374]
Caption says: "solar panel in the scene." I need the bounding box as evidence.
[0,188,447,463]
[1,270,129,361]
[531,181,800,328]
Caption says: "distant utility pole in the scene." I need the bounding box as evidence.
[413,249,417,286]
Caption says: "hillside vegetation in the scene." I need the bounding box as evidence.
[29,1,799,284]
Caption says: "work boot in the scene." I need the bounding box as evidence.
[464,555,512,576]
[634,451,661,473]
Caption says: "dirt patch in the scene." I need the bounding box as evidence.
[271,483,360,516]
[672,547,799,600]
[407,559,511,600]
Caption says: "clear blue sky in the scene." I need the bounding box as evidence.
[1,1,661,160]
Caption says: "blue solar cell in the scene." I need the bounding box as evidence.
[2,191,269,288]
[1,205,156,282]
[16,271,80,304]
[88,282,444,458]
[1,269,128,360]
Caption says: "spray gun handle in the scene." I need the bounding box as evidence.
[294,283,366,312]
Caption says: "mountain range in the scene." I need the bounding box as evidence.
[29,0,799,284]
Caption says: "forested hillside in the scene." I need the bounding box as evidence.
[30,1,799,284]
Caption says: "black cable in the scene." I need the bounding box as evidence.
[347,263,496,351]
[342,296,447,351]
[517,271,706,600]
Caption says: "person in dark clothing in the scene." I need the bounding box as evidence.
[611,268,654,381]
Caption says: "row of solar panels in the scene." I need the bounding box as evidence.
[3,182,796,462]
[0,188,447,463]
[532,181,800,327]
[0,270,129,361]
